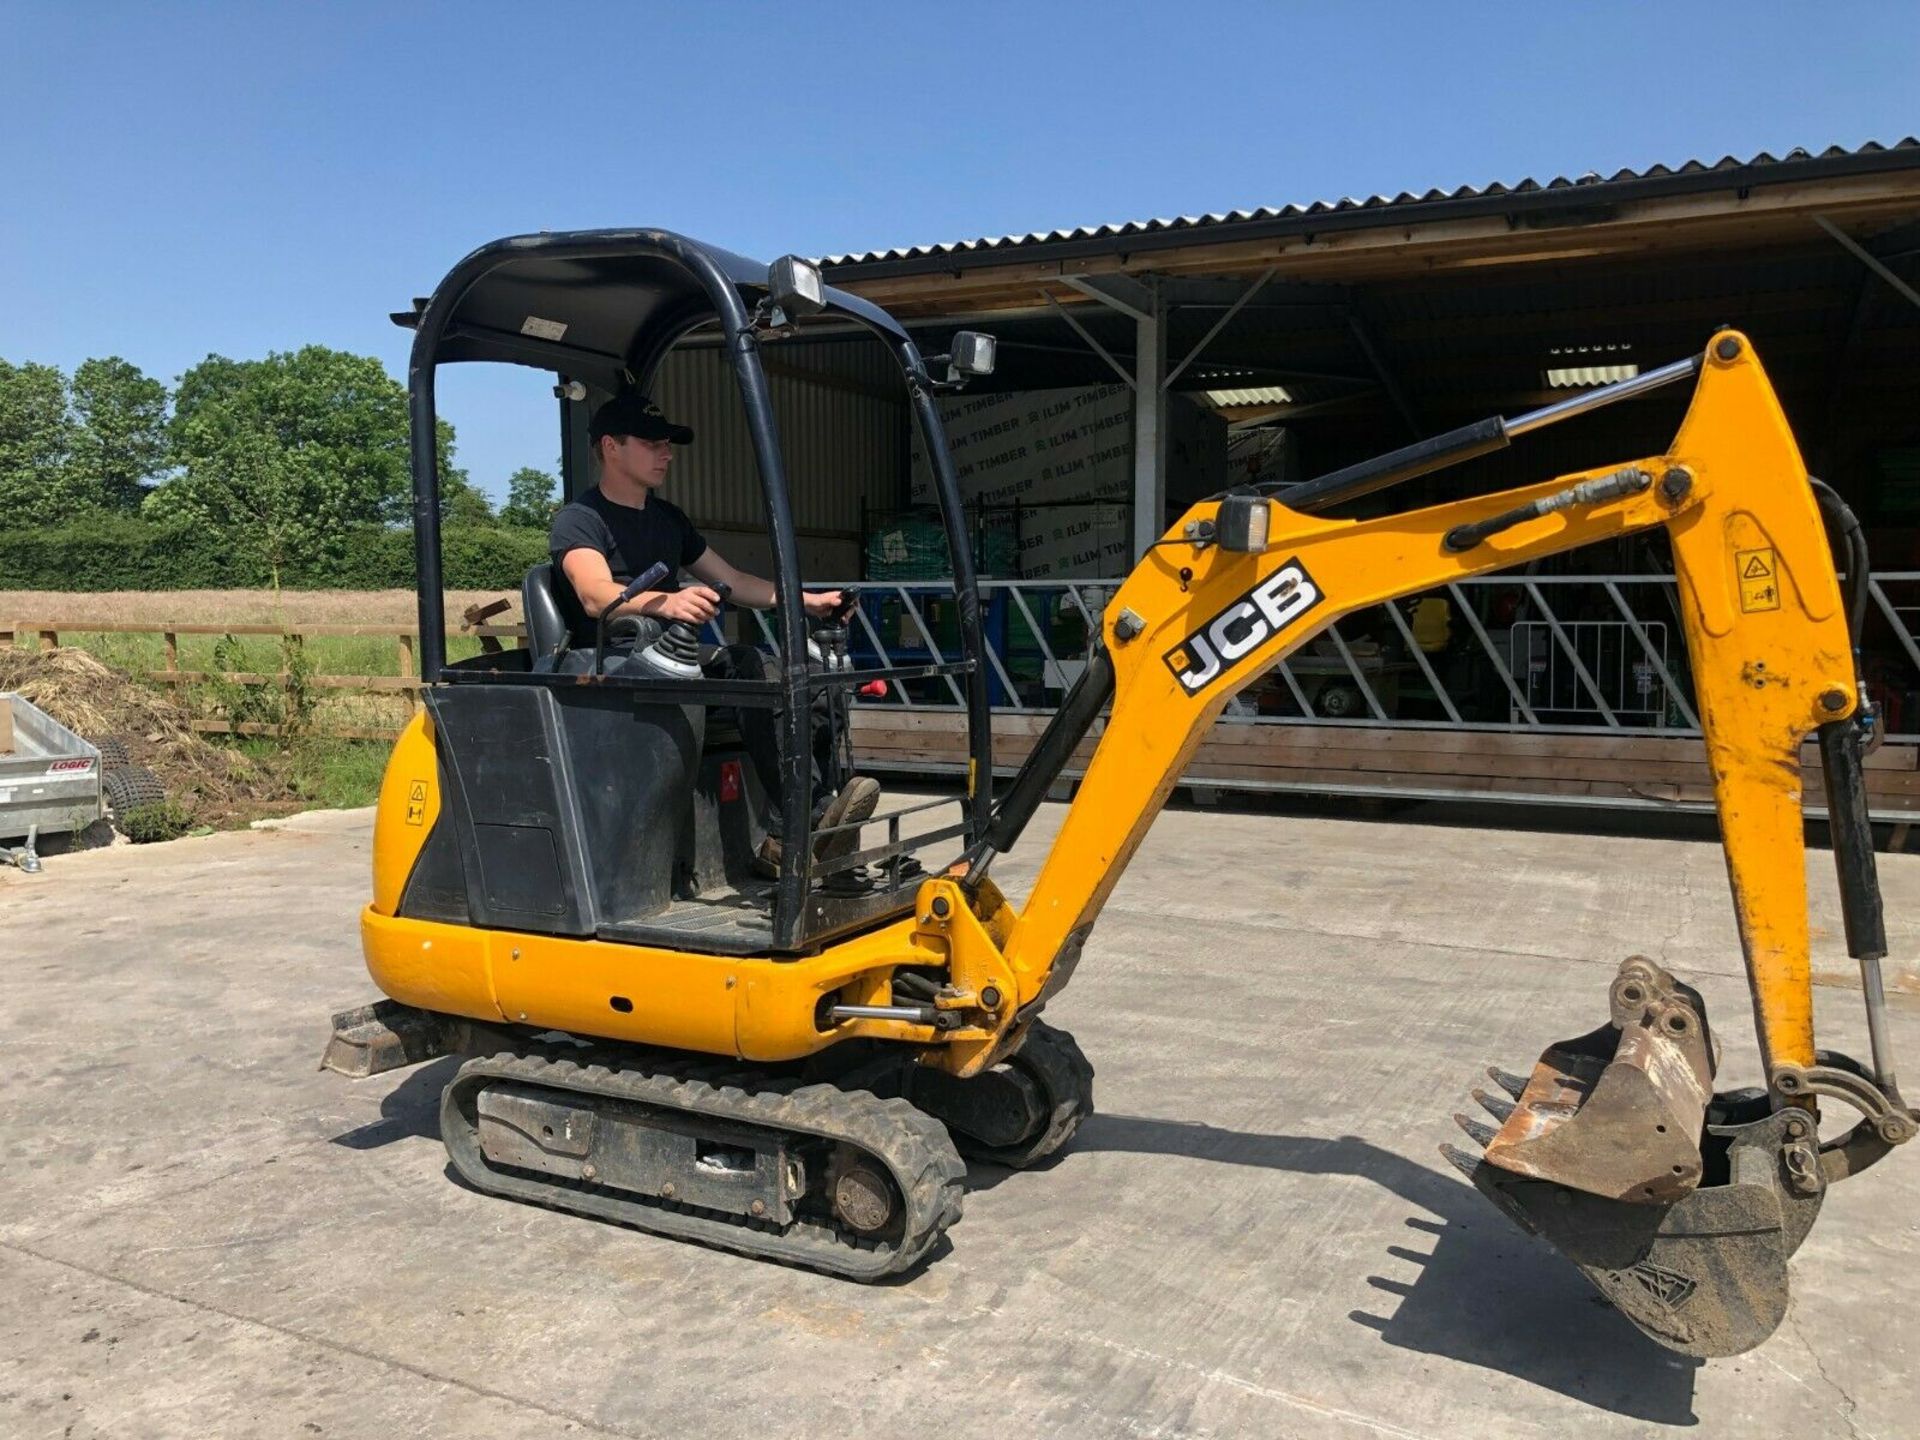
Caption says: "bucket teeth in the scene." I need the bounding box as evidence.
[1472,1087,1516,1123]
[1486,1066,1529,1100]
[1438,1143,1483,1180]
[1452,1112,1499,1149]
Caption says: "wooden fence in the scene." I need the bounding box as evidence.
[0,617,526,740]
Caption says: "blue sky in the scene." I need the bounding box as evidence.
[5,2,1916,501]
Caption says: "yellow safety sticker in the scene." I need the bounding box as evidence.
[405,779,428,826]
[1737,548,1780,613]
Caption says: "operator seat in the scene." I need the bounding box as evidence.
[522,563,571,670]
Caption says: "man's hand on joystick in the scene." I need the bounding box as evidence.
[800,589,851,620]
[647,585,723,625]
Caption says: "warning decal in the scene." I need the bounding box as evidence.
[1737,548,1780,613]
[405,779,428,826]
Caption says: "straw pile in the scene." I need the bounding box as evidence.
[0,646,300,829]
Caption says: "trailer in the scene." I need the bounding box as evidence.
[0,693,105,872]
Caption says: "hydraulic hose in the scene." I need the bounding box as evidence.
[1807,475,1897,1091]
[1809,476,1870,647]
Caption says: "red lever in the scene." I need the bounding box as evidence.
[858,681,889,698]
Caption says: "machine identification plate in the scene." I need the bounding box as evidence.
[1737,548,1780,613]
[1164,558,1325,695]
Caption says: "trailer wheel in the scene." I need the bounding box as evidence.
[103,766,167,818]
[92,735,132,771]
[1316,683,1365,719]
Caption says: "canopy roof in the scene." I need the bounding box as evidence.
[396,229,912,390]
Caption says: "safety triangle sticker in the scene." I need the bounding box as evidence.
[1736,548,1781,612]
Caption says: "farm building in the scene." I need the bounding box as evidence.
[578,141,1920,814]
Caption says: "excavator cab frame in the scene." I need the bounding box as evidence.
[341,228,1913,1357]
[391,230,995,952]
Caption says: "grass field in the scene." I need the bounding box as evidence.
[237,735,395,810]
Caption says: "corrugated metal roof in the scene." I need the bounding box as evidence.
[822,139,1920,272]
[650,339,907,535]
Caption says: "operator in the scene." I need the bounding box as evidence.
[548,391,879,877]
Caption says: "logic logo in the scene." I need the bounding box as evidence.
[1163,560,1325,695]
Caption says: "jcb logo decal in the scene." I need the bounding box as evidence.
[1164,560,1325,694]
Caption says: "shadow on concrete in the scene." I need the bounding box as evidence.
[329,1070,1697,1419]
[327,1056,458,1150]
[1022,1112,1703,1426]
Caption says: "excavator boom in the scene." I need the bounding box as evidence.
[998,335,1846,1039]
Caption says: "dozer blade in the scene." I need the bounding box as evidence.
[1448,958,1827,1357]
[1482,956,1715,1203]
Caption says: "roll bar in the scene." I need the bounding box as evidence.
[401,230,995,937]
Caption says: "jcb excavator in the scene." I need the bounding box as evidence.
[327,229,1913,1359]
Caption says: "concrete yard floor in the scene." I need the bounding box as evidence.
[3,795,1918,1439]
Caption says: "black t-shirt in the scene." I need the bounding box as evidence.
[548,487,709,645]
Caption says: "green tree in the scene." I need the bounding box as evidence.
[144,425,318,588]
[165,345,413,528]
[501,465,559,529]
[69,356,171,511]
[151,346,434,576]
[0,359,83,525]
[442,476,496,525]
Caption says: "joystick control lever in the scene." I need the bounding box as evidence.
[592,562,670,676]
[634,579,729,681]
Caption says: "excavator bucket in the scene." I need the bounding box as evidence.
[1445,957,1825,1357]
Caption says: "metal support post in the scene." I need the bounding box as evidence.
[1132,278,1167,561]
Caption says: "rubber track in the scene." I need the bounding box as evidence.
[442,1044,966,1281]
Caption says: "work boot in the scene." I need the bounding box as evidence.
[752,835,784,881]
[750,777,882,881]
[814,776,881,870]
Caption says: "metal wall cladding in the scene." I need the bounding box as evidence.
[650,339,910,538]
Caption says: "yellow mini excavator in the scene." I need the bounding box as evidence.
[326,229,1914,1359]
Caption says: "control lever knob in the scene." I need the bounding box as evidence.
[634,584,715,681]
